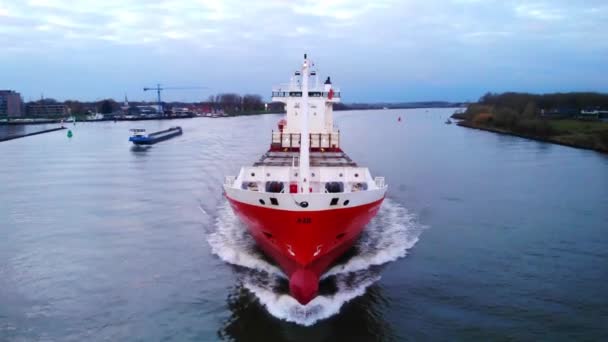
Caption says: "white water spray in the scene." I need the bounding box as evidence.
[207,198,424,326]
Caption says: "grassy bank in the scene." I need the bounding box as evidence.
[457,120,608,153]
[453,99,608,153]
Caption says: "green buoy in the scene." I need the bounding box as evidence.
[67,129,73,138]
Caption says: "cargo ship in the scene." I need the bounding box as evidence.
[129,126,182,145]
[223,55,387,305]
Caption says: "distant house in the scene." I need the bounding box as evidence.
[169,107,195,118]
[135,105,160,115]
[579,108,600,119]
[88,113,104,120]
[188,104,212,115]
[0,90,24,118]
[541,108,579,118]
[26,103,68,117]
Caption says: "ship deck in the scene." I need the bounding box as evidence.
[253,151,357,167]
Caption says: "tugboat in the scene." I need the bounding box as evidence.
[129,126,182,145]
[223,55,387,305]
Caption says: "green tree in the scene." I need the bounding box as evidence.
[522,101,538,118]
[493,107,519,128]
[242,94,264,112]
[98,99,117,114]
[464,104,492,121]
[65,100,86,115]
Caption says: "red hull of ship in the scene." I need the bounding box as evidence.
[226,195,384,304]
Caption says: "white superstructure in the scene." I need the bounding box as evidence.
[224,54,386,212]
[271,55,340,135]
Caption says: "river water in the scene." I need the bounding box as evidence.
[1,109,607,341]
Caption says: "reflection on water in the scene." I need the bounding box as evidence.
[0,125,26,139]
[130,145,152,153]
[219,284,395,342]
[0,123,59,140]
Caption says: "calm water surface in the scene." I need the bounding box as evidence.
[1,109,607,341]
[0,124,58,139]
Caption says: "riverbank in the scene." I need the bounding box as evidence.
[0,111,287,126]
[0,116,199,126]
[456,120,608,154]
[454,92,608,154]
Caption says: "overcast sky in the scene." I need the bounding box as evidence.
[1,0,607,102]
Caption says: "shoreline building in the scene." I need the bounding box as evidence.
[0,90,24,118]
[26,103,68,117]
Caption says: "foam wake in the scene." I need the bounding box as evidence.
[207,198,423,326]
[207,203,283,277]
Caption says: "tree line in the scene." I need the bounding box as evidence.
[26,93,285,115]
[478,92,608,112]
[206,93,268,113]
[456,92,608,138]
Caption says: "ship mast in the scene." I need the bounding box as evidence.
[299,54,310,194]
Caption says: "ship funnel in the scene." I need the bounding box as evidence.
[324,77,332,91]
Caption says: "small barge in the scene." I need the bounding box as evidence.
[129,126,182,145]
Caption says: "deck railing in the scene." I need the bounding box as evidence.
[271,131,340,149]
[272,84,340,92]
[271,91,341,98]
